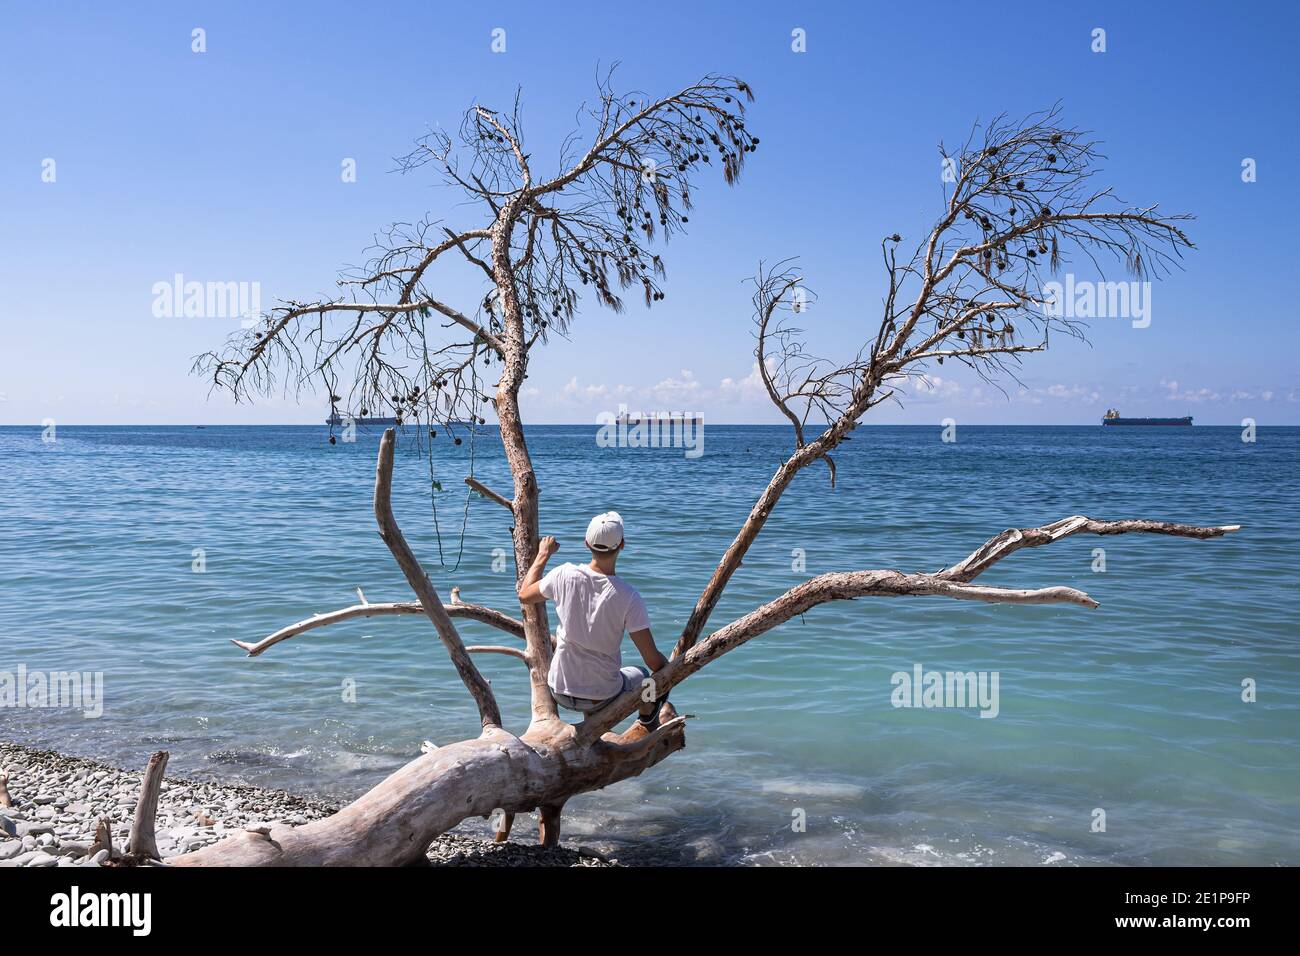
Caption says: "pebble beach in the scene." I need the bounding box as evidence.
[0,741,614,868]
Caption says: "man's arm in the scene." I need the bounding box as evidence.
[629,628,668,674]
[517,535,560,604]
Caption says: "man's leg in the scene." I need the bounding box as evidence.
[621,665,665,727]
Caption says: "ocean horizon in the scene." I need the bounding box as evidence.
[5,421,1296,427]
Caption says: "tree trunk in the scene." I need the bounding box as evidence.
[170,706,685,866]
[490,208,560,731]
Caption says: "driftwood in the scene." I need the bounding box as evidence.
[90,815,114,859]
[125,750,168,861]
[180,82,1234,865]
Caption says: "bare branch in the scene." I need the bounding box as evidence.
[674,107,1196,657]
[230,600,525,658]
[598,514,1236,738]
[940,515,1241,583]
[465,645,528,661]
[374,429,501,728]
[464,476,513,510]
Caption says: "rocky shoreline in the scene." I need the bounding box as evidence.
[0,740,616,867]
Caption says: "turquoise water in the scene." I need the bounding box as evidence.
[1,424,1296,865]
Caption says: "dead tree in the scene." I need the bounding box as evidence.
[179,86,1236,865]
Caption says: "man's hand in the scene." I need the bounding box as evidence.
[518,535,560,604]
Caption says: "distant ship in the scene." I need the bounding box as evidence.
[326,414,399,426]
[326,414,482,427]
[1102,408,1192,426]
[615,411,704,426]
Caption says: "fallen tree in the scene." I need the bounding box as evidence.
[177,78,1236,865]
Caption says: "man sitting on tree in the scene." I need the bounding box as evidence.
[518,511,669,727]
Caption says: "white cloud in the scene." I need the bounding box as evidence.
[519,362,1296,424]
[717,362,769,403]
[1045,384,1102,402]
[647,369,700,405]
[911,374,964,399]
[561,376,609,400]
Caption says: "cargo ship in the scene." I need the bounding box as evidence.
[615,410,704,426]
[326,413,399,426]
[1102,408,1192,426]
[326,414,481,427]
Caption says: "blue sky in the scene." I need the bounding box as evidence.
[2,0,1296,425]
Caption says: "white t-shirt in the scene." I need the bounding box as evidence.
[540,562,651,700]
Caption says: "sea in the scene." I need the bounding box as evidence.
[1,423,1296,865]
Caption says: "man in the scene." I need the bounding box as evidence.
[517,511,669,727]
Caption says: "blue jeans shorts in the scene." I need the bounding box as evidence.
[552,665,652,714]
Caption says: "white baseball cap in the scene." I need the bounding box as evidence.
[585,511,625,552]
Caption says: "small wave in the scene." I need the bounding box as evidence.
[206,746,307,769]
[760,778,866,799]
